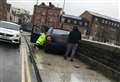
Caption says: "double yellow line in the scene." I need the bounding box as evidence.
[21,46,32,82]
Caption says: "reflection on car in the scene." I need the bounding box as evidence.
[0,21,21,46]
[44,27,70,54]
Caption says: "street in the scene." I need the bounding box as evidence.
[0,42,20,82]
[0,36,37,82]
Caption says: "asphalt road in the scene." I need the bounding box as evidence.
[0,42,21,82]
[0,37,37,82]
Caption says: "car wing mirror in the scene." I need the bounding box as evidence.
[20,29,23,33]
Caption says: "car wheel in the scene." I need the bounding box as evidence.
[44,46,49,52]
[15,39,21,47]
[19,38,21,45]
[44,44,50,53]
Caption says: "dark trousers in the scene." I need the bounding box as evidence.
[65,43,78,59]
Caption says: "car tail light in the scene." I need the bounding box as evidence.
[47,36,53,42]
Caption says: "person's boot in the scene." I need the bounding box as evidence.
[64,56,67,60]
[70,59,74,62]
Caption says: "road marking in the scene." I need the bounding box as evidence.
[21,37,32,82]
[24,47,32,82]
[21,47,25,82]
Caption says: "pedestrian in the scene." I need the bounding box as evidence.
[64,26,81,62]
[35,28,47,49]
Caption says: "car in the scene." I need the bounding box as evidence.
[0,21,21,46]
[44,27,70,54]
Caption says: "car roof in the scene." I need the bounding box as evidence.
[47,28,70,35]
[0,21,20,27]
[53,28,69,34]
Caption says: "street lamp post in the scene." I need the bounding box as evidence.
[62,0,65,14]
[61,0,65,29]
[36,0,39,5]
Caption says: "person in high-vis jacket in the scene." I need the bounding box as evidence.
[35,32,46,48]
[35,27,46,48]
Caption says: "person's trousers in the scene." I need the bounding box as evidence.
[65,43,78,59]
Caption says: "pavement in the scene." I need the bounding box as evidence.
[34,50,113,82]
[0,33,37,82]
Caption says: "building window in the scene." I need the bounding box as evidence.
[74,20,77,24]
[102,20,105,23]
[117,24,120,27]
[49,12,53,15]
[105,20,108,24]
[95,18,98,21]
[54,13,58,17]
[79,22,83,25]
[110,22,113,26]
[67,19,71,23]
[85,22,88,26]
[114,23,117,27]
[42,12,46,15]
[112,23,114,26]
[49,18,53,22]
[101,26,104,29]
[61,17,65,23]
[109,21,111,25]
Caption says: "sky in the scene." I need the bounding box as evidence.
[7,0,120,19]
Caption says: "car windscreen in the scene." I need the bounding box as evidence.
[0,22,20,31]
[53,29,69,35]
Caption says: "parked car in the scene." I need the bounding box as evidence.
[0,21,21,46]
[44,27,70,54]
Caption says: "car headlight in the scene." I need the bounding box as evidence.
[16,34,19,37]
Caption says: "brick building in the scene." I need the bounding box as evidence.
[60,14,89,36]
[32,2,62,28]
[0,0,11,21]
[81,11,120,44]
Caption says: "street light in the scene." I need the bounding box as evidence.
[62,0,65,14]
[61,0,65,29]
[36,0,39,5]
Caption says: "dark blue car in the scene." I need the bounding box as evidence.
[44,27,70,54]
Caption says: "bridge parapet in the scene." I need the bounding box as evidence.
[78,39,120,81]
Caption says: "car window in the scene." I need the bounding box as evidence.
[47,27,54,35]
[0,22,20,31]
[53,29,69,35]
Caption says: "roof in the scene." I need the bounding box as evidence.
[86,11,120,23]
[0,21,20,27]
[62,14,82,20]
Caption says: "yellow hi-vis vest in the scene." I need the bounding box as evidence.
[36,33,46,45]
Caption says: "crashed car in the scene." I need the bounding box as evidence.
[44,27,70,54]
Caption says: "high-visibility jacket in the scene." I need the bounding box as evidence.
[36,33,46,45]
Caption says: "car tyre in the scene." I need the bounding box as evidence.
[15,38,21,47]
[44,45,50,53]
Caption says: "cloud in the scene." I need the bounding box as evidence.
[7,0,119,19]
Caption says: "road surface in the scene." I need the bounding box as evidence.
[0,36,37,82]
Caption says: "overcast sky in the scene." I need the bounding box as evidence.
[7,0,120,19]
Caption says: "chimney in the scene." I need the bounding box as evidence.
[49,2,54,7]
[41,2,45,6]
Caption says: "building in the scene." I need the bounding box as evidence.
[81,11,120,44]
[7,7,31,24]
[60,14,89,36]
[32,2,62,28]
[0,0,11,21]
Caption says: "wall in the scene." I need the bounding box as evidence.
[32,3,62,28]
